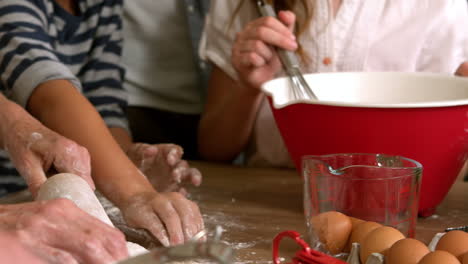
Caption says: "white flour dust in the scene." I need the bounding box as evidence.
[99,191,266,263]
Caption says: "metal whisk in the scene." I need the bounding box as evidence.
[256,0,318,101]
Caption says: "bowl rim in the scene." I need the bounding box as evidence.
[261,72,468,109]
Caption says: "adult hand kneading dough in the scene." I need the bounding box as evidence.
[36,173,148,257]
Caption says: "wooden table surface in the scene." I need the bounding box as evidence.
[188,161,468,263]
[1,161,467,264]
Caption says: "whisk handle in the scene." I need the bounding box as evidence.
[278,49,301,69]
[256,0,301,69]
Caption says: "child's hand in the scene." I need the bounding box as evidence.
[121,191,204,247]
[126,143,202,194]
[231,10,298,92]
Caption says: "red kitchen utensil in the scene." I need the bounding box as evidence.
[261,72,468,217]
[273,231,347,264]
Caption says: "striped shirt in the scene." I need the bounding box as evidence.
[0,0,127,195]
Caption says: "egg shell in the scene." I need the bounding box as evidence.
[360,226,405,264]
[310,211,352,254]
[462,252,468,264]
[386,238,430,264]
[343,217,365,252]
[346,221,382,252]
[418,250,461,264]
[349,217,365,228]
[436,230,468,261]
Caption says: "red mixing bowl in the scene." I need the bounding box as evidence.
[261,72,468,217]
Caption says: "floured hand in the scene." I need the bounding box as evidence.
[0,100,93,197]
[127,143,202,194]
[121,191,204,247]
[0,199,128,264]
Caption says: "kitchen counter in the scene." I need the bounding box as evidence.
[1,161,467,263]
[188,161,468,263]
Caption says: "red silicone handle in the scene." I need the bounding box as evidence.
[272,231,347,264]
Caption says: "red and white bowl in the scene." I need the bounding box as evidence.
[261,72,468,216]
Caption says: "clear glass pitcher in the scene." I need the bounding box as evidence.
[302,153,422,252]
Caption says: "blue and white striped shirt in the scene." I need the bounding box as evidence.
[0,0,127,195]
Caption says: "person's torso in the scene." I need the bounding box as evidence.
[0,0,124,194]
[122,0,210,114]
[299,0,466,73]
[37,0,123,88]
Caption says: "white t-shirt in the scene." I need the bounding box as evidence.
[199,0,468,167]
[122,0,202,114]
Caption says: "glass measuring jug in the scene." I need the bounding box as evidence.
[302,153,422,251]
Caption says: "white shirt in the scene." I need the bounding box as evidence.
[200,0,468,167]
[122,0,202,114]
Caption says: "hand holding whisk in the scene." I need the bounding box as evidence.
[255,0,318,101]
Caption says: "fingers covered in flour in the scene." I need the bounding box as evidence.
[127,143,202,193]
[121,191,204,246]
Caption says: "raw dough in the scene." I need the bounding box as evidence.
[36,173,148,257]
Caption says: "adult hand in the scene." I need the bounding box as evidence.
[231,10,297,91]
[121,191,204,247]
[0,231,46,264]
[127,143,202,194]
[1,102,93,197]
[0,199,128,264]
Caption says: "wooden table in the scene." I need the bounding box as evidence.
[1,161,467,263]
[188,162,305,264]
[188,161,468,263]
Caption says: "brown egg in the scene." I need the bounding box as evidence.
[386,238,430,264]
[345,221,382,252]
[462,252,468,264]
[436,231,468,261]
[310,211,352,254]
[418,250,461,264]
[343,217,366,252]
[360,226,405,264]
[349,216,365,228]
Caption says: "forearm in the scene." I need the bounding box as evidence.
[0,95,30,149]
[198,79,264,162]
[27,80,153,206]
[110,127,133,153]
[0,94,11,148]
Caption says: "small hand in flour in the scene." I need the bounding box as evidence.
[1,103,93,197]
[0,199,128,264]
[121,191,204,247]
[127,143,202,194]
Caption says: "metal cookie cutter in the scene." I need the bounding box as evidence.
[118,241,234,264]
[273,231,347,264]
[119,228,234,264]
